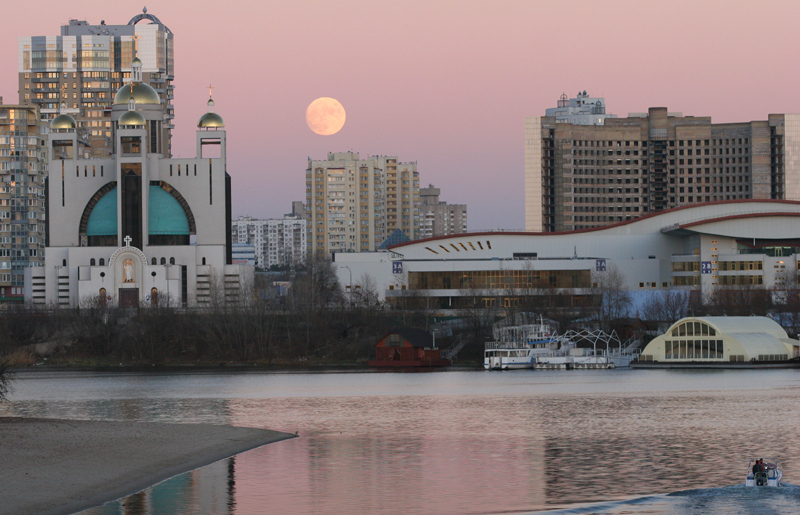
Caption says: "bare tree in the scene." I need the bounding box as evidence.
[0,358,13,401]
[590,264,632,331]
[640,290,689,331]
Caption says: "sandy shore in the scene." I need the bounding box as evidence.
[0,417,295,515]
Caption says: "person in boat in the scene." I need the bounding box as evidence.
[752,459,764,475]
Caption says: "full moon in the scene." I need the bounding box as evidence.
[306,97,346,136]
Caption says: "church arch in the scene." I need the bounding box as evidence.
[79,182,118,247]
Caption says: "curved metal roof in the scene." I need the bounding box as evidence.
[656,316,795,357]
[148,186,189,235]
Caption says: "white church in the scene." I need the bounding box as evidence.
[25,57,253,308]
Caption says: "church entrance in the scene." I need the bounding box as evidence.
[119,288,139,308]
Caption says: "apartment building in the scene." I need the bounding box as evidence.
[306,152,420,254]
[18,9,174,150]
[525,105,800,232]
[233,216,307,269]
[419,184,467,238]
[0,99,47,302]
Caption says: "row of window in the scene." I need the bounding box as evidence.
[408,270,591,290]
[664,340,724,359]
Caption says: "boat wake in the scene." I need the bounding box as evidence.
[520,483,800,515]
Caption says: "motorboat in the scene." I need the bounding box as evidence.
[745,458,782,487]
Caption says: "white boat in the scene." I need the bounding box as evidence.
[745,458,782,487]
[484,319,561,370]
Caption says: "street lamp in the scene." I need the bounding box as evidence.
[164,263,172,307]
[342,265,352,305]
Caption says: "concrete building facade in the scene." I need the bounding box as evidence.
[232,215,307,269]
[333,200,800,309]
[18,9,174,149]
[419,184,467,238]
[525,107,800,232]
[0,99,47,302]
[25,57,251,308]
[306,152,420,254]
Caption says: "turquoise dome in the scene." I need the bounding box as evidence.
[148,186,189,235]
[86,187,118,236]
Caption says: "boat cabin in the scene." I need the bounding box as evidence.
[369,328,451,367]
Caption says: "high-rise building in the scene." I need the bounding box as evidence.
[525,106,800,232]
[0,98,47,303]
[306,152,420,254]
[419,184,467,238]
[25,56,252,308]
[18,9,174,152]
[232,216,307,269]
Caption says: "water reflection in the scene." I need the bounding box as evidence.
[3,370,800,514]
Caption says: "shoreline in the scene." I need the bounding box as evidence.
[0,417,296,515]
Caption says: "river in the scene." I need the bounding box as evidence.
[3,367,800,514]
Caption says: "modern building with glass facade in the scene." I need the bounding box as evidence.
[306,152,420,255]
[18,9,174,151]
[334,200,800,309]
[0,99,47,302]
[24,57,251,308]
[525,106,800,233]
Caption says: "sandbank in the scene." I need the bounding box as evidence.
[0,417,295,515]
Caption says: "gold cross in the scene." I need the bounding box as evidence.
[208,84,214,98]
[131,34,140,54]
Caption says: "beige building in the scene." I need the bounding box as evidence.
[0,99,47,302]
[525,107,800,232]
[18,10,174,151]
[306,152,420,254]
[420,184,467,238]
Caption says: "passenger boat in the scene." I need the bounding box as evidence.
[745,458,782,487]
[484,319,560,370]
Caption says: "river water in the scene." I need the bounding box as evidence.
[3,368,800,514]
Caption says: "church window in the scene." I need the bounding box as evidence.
[90,258,96,266]
[99,258,104,266]
[169,257,175,265]
[151,257,156,265]
[160,257,166,265]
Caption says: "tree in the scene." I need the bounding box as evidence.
[590,264,632,331]
[0,358,12,401]
[640,290,689,331]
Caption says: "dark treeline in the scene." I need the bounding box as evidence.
[3,259,800,368]
[0,258,434,365]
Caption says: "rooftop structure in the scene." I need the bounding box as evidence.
[545,91,618,126]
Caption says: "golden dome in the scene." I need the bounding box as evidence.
[113,83,161,106]
[50,113,77,130]
[118,110,146,127]
[198,112,225,128]
[131,57,142,65]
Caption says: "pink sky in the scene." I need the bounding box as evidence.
[2,0,799,230]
